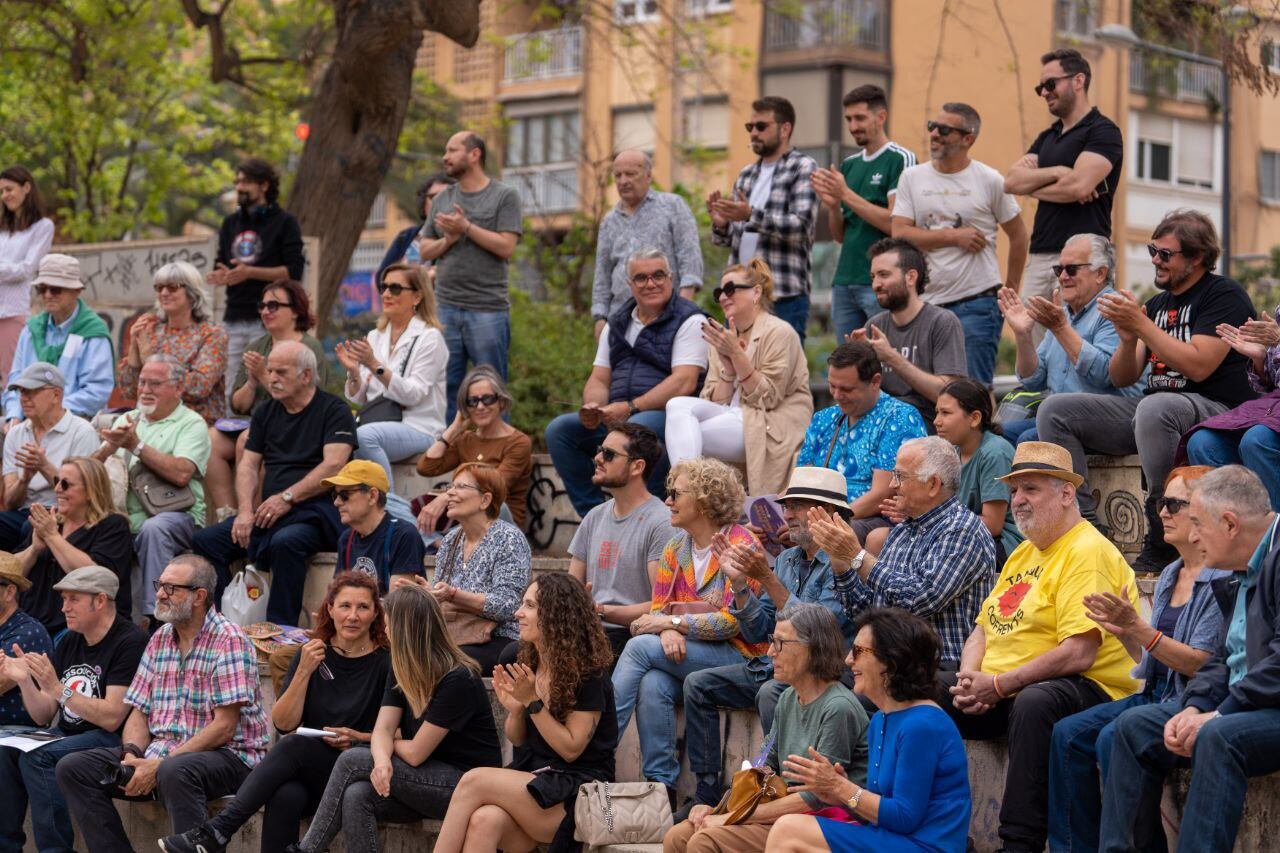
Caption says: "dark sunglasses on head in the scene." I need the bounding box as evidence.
[332,486,371,503]
[153,282,184,294]
[595,445,633,464]
[744,121,775,133]
[377,282,417,296]
[1147,243,1187,264]
[1052,263,1093,278]
[466,393,500,409]
[927,120,972,137]
[257,299,292,313]
[1157,496,1191,516]
[1034,74,1077,97]
[713,282,750,300]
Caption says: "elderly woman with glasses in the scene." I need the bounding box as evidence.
[118,262,228,425]
[337,263,448,507]
[664,603,868,853]
[14,456,132,637]
[665,259,811,496]
[415,365,532,531]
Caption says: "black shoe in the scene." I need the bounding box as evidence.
[157,825,225,853]
[672,800,698,822]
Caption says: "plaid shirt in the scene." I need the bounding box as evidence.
[711,147,818,299]
[124,609,269,767]
[833,497,996,664]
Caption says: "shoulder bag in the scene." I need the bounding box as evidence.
[438,532,499,646]
[709,728,788,825]
[128,465,196,517]
[355,334,418,426]
[574,780,673,849]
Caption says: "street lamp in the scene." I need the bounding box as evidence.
[1094,23,1231,276]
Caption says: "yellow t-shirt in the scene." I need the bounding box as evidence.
[978,520,1139,700]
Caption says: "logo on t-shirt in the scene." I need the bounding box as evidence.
[595,541,619,573]
[1147,304,1191,391]
[986,564,1045,635]
[232,230,264,265]
[870,172,884,186]
[353,556,378,578]
[59,664,102,725]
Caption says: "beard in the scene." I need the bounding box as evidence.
[236,190,256,210]
[788,525,814,552]
[154,596,194,624]
[877,284,910,312]
[592,470,630,490]
[1153,265,1193,292]
[752,137,781,158]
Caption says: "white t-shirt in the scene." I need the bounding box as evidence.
[594,311,709,370]
[737,160,778,263]
[892,160,1021,305]
[692,543,714,578]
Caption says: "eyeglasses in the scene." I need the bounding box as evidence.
[257,300,293,314]
[712,282,750,301]
[665,488,687,501]
[466,393,500,409]
[153,282,184,294]
[332,486,371,503]
[153,581,198,596]
[1051,263,1095,278]
[377,282,417,296]
[1157,496,1191,516]
[53,477,78,491]
[852,643,877,659]
[447,481,484,493]
[926,120,972,137]
[1147,244,1187,264]
[889,469,918,486]
[137,378,176,389]
[595,445,634,463]
[630,270,670,286]
[1034,74,1078,97]
[744,121,776,133]
[767,634,805,650]
[317,661,334,681]
[34,284,71,296]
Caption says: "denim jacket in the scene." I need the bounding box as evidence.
[1134,559,1232,702]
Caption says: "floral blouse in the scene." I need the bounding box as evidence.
[434,519,532,641]
[117,320,228,424]
[1248,307,1280,394]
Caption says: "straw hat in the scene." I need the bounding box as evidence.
[995,441,1084,488]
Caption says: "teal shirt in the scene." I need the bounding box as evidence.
[1227,516,1280,685]
[114,404,211,532]
[956,431,1023,558]
[833,142,915,287]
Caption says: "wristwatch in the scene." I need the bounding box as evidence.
[670,616,683,629]
[846,785,864,812]
[850,549,868,573]
[627,400,639,416]
[527,699,545,715]
[282,490,295,505]
[58,685,74,707]
[374,365,386,377]
[132,441,147,457]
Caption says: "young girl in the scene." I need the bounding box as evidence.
[933,378,1022,567]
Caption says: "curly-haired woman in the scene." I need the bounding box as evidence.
[765,607,971,853]
[612,456,770,807]
[433,573,617,853]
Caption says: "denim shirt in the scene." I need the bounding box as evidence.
[1134,558,1233,701]
[1018,286,1144,397]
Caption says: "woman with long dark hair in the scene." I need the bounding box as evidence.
[433,573,617,853]
[0,166,54,381]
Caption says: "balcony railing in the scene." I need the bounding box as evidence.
[1129,51,1223,104]
[503,165,579,214]
[503,27,583,83]
[764,0,887,53]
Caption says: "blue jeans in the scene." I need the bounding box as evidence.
[944,294,1002,384]
[1049,692,1157,853]
[612,634,746,788]
[0,726,120,852]
[1100,701,1280,853]
[830,284,881,344]
[772,293,810,345]
[354,422,435,491]
[438,303,510,423]
[682,662,773,798]
[1187,425,1280,511]
[1003,418,1039,445]
[545,410,669,518]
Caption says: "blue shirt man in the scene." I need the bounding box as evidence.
[0,562,54,726]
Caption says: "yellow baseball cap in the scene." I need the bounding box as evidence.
[322,460,390,493]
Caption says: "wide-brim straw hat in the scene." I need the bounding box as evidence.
[995,441,1084,488]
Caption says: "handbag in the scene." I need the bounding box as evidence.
[438,532,499,646]
[574,780,673,848]
[709,728,787,825]
[355,334,418,426]
[128,465,196,517]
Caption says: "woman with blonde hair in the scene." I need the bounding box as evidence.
[118,261,228,424]
[665,259,811,495]
[337,262,448,504]
[14,456,132,636]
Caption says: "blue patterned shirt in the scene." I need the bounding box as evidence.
[833,497,996,664]
[0,609,52,725]
[798,397,927,501]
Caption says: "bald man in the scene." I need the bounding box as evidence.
[592,149,703,337]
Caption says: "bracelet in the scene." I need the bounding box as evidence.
[121,743,144,759]
[739,367,757,384]
[993,673,1007,699]
[438,436,451,448]
[845,784,863,812]
[1144,631,1163,653]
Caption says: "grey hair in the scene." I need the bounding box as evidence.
[152,262,213,324]
[293,344,318,382]
[614,149,653,173]
[941,102,982,137]
[777,602,847,682]
[1064,233,1116,288]
[1192,465,1272,522]
[901,436,960,494]
[168,553,218,598]
[144,353,186,385]
[456,364,513,417]
[625,246,670,276]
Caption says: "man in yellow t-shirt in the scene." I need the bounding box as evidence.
[941,441,1138,853]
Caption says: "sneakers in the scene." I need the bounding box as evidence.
[157,825,226,853]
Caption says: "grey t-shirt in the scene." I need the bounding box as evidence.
[421,180,524,312]
[569,495,675,608]
[868,303,967,426]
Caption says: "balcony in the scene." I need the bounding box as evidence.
[503,27,583,84]
[503,164,579,214]
[1129,51,1223,104]
[764,0,887,53]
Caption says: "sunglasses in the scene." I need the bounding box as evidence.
[257,300,293,314]
[927,120,972,137]
[153,581,198,596]
[1157,496,1191,516]
[1147,244,1187,264]
[713,281,751,301]
[53,477,78,491]
[1051,263,1094,278]
[332,486,371,503]
[466,393,500,409]
[34,284,72,296]
[153,282,184,294]
[595,445,634,463]
[630,270,670,286]
[852,643,877,659]
[377,282,417,296]
[744,121,775,133]
[1034,74,1077,97]
[665,487,686,500]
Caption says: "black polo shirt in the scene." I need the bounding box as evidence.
[1027,107,1124,253]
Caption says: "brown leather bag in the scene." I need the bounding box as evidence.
[709,765,788,825]
[438,534,499,646]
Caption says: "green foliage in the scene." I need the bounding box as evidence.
[507,289,596,444]
[379,72,462,223]
[1235,245,1280,314]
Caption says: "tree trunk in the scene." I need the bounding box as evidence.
[288,0,480,331]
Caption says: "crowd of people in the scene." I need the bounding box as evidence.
[0,44,1277,853]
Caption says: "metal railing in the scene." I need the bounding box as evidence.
[503,165,579,214]
[503,27,584,83]
[764,0,887,52]
[1129,51,1223,104]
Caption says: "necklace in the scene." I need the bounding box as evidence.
[331,640,372,657]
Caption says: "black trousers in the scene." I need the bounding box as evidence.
[55,747,250,853]
[938,672,1108,852]
[461,637,516,676]
[210,734,340,853]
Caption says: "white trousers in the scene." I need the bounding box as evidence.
[664,397,746,467]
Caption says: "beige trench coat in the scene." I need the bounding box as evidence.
[700,310,813,495]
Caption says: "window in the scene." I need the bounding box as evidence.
[505,112,581,167]
[1175,122,1213,190]
[364,193,387,229]
[1137,139,1172,182]
[686,0,732,14]
[1265,40,1280,74]
[1055,0,1096,38]
[616,0,658,23]
[1262,151,1280,203]
[613,108,656,153]
[1134,113,1216,191]
[682,99,729,150]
